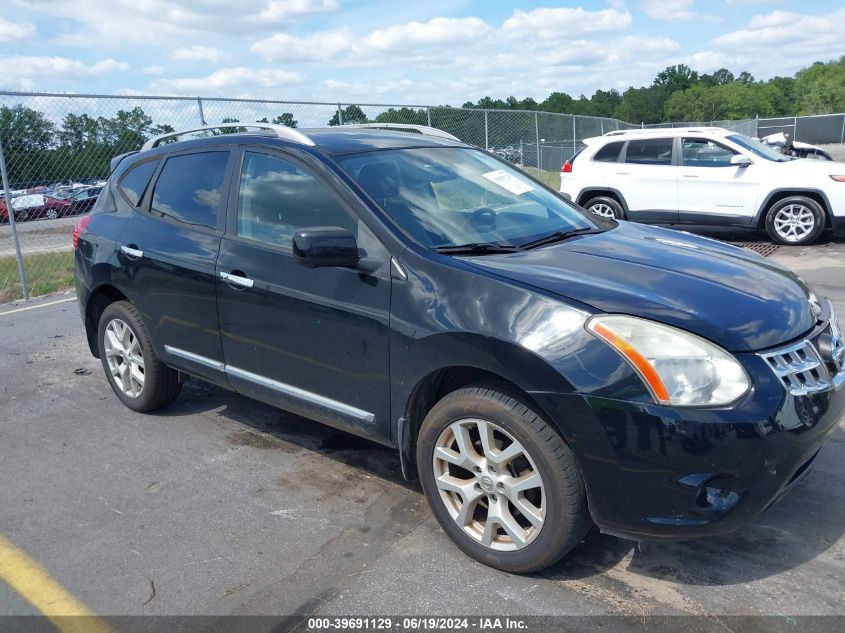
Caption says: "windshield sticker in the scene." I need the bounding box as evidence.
[481,170,534,196]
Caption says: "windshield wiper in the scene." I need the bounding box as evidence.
[434,242,522,255]
[518,227,598,250]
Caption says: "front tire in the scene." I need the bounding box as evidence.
[765,196,825,245]
[97,301,181,412]
[584,195,625,220]
[417,385,590,573]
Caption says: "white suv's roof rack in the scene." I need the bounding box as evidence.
[344,123,460,141]
[603,126,728,137]
[141,122,316,151]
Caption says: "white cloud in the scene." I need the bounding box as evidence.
[0,56,128,89]
[170,46,227,63]
[502,7,632,38]
[0,18,36,41]
[248,0,338,23]
[151,67,306,95]
[143,65,165,75]
[362,17,491,51]
[712,7,845,58]
[251,29,353,62]
[640,0,719,23]
[18,0,340,47]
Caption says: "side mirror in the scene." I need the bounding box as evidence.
[731,155,752,168]
[292,226,359,269]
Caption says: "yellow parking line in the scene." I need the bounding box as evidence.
[0,296,76,317]
[0,534,111,633]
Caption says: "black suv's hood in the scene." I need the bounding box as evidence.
[466,222,816,352]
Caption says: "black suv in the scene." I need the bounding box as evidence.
[74,123,845,573]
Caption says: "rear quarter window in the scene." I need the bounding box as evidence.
[118,159,159,206]
[592,141,624,162]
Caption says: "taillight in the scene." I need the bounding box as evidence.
[73,215,92,249]
[562,161,572,173]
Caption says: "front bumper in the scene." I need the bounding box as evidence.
[532,330,845,542]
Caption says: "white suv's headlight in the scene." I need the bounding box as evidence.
[587,315,750,407]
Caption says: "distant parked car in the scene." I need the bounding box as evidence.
[560,127,845,245]
[36,187,102,219]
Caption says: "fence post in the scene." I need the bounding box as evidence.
[196,97,206,125]
[427,107,432,127]
[840,114,844,145]
[534,112,541,171]
[793,115,798,141]
[572,116,577,158]
[484,110,489,150]
[337,104,343,126]
[0,139,29,301]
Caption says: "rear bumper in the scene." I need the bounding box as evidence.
[533,356,845,542]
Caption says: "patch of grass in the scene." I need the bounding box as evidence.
[0,250,75,304]
[520,167,561,190]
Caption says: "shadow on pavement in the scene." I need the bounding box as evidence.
[157,369,844,590]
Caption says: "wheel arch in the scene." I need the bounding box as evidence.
[754,188,833,229]
[393,333,578,482]
[84,283,128,357]
[576,187,629,214]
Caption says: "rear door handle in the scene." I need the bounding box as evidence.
[682,174,700,178]
[220,271,254,289]
[615,172,632,175]
[120,244,143,259]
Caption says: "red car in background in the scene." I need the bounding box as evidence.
[0,188,101,222]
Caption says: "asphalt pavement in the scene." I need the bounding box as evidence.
[0,236,843,626]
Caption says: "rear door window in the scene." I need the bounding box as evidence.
[118,160,158,206]
[151,152,230,228]
[624,138,673,165]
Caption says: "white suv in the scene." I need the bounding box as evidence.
[559,127,845,245]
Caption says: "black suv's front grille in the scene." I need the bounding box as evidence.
[760,302,845,396]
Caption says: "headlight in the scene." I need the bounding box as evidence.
[586,315,750,407]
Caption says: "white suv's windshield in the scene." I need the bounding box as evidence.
[338,147,602,252]
[727,134,790,162]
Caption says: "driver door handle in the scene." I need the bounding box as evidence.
[220,271,254,289]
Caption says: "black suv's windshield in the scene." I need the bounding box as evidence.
[337,147,603,251]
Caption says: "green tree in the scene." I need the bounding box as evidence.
[373,107,428,125]
[0,105,55,152]
[328,105,368,126]
[256,114,298,128]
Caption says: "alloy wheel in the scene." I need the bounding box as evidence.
[432,418,545,551]
[589,203,615,218]
[773,204,815,243]
[103,318,145,398]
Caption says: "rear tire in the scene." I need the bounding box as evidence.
[764,196,825,245]
[97,301,181,412]
[417,385,590,573]
[584,195,625,220]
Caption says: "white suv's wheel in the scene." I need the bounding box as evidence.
[584,196,624,220]
[765,196,825,246]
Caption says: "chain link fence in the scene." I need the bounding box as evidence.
[1,89,842,304]
[757,113,845,145]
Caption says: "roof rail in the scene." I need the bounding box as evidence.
[141,122,315,151]
[603,126,727,137]
[344,123,460,141]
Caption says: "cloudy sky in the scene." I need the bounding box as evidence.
[1,0,843,105]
